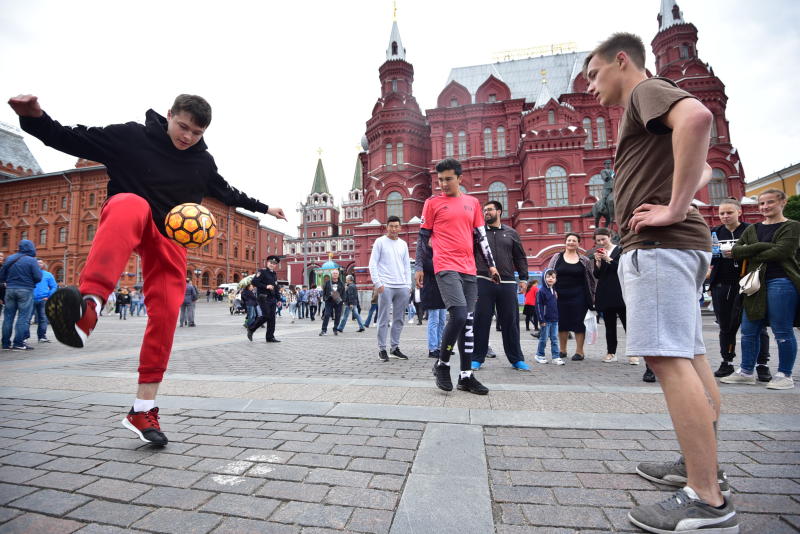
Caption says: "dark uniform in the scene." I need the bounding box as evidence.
[248,267,280,341]
[473,224,528,364]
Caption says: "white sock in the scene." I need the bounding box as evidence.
[133,398,155,412]
[437,360,450,366]
[460,370,472,378]
[84,295,103,310]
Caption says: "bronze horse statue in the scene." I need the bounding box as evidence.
[582,160,615,228]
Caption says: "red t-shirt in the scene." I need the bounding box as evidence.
[524,285,538,306]
[421,193,483,275]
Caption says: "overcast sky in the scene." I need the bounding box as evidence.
[2,0,798,236]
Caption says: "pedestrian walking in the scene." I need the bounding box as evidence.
[534,269,561,365]
[320,271,345,336]
[247,256,281,342]
[0,240,42,351]
[179,278,197,327]
[32,259,58,342]
[337,275,365,332]
[523,279,539,335]
[363,288,379,328]
[117,288,131,320]
[308,284,320,321]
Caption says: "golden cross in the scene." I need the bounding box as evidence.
[540,69,548,84]
[393,0,397,21]
[317,147,323,157]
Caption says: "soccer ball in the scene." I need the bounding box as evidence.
[164,203,217,248]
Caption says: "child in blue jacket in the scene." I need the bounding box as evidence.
[535,269,562,365]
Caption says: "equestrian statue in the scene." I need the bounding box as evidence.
[582,159,615,229]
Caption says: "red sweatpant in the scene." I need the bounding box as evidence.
[79,193,187,383]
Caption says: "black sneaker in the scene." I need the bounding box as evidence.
[571,353,584,361]
[714,361,735,377]
[390,347,409,360]
[428,350,439,359]
[643,368,656,383]
[756,365,772,383]
[433,361,453,391]
[46,286,98,348]
[266,338,281,343]
[11,344,35,351]
[246,329,254,342]
[457,373,489,395]
[379,350,389,362]
[333,329,338,336]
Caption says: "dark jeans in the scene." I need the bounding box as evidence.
[473,279,523,364]
[321,300,342,333]
[524,308,539,331]
[309,304,318,321]
[299,301,308,319]
[601,307,626,355]
[33,300,48,340]
[2,288,34,348]
[249,296,277,340]
[364,303,378,326]
[711,282,769,364]
[741,278,797,376]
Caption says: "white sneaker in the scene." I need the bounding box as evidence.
[766,372,794,390]
[535,355,548,364]
[628,356,640,365]
[602,354,618,363]
[720,369,756,385]
[553,357,565,366]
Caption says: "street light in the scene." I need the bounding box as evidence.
[296,202,309,287]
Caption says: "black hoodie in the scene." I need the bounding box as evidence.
[20,110,268,235]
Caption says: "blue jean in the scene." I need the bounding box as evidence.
[34,300,48,340]
[427,308,446,351]
[118,304,129,319]
[338,304,365,331]
[364,303,378,326]
[2,288,34,348]
[246,304,258,326]
[741,278,798,376]
[537,321,560,359]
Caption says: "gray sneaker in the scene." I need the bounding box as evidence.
[628,487,739,534]
[636,457,730,497]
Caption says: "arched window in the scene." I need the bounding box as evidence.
[20,231,28,242]
[88,193,95,207]
[218,241,224,256]
[392,41,398,55]
[1,232,7,248]
[41,198,48,212]
[458,131,467,158]
[385,143,393,166]
[234,246,239,258]
[596,117,607,148]
[588,174,604,199]
[488,182,508,212]
[216,273,224,287]
[39,228,47,245]
[709,168,728,205]
[548,110,555,124]
[679,44,689,59]
[387,191,403,221]
[450,97,458,108]
[87,224,96,241]
[483,127,493,158]
[22,200,29,213]
[391,78,398,92]
[583,117,593,149]
[58,227,67,243]
[397,142,404,169]
[545,166,569,206]
[61,196,67,209]
[710,117,718,144]
[445,132,454,158]
[202,272,210,287]
[497,127,506,157]
[55,267,64,283]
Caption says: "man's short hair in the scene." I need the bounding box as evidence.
[435,157,462,176]
[386,215,401,225]
[346,275,354,282]
[593,227,612,238]
[484,200,503,212]
[583,32,646,75]
[171,94,212,128]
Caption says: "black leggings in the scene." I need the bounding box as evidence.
[603,307,627,354]
[439,306,475,372]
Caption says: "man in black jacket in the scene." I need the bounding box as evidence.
[8,93,285,447]
[247,256,281,343]
[472,201,529,371]
[320,271,345,336]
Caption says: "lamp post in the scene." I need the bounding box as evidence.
[296,202,309,287]
[60,173,73,284]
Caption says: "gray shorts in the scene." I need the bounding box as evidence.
[618,248,710,358]
[435,271,478,313]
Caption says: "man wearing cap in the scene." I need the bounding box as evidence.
[247,255,281,343]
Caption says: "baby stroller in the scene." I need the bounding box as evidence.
[230,291,246,315]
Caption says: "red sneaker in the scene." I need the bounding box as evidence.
[122,407,168,446]
[45,287,99,348]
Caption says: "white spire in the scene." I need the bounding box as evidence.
[386,21,406,61]
[659,0,686,31]
[534,72,553,110]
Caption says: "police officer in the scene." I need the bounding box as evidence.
[472,201,530,370]
[247,255,281,343]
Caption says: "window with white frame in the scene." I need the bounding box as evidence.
[545,166,569,206]
[497,127,506,157]
[488,182,508,212]
[450,97,458,108]
[445,132,454,157]
[548,110,555,124]
[596,117,607,148]
[458,131,467,158]
[564,221,572,233]
[386,192,403,221]
[397,142,404,169]
[709,168,729,205]
[583,117,593,149]
[548,222,557,234]
[483,127,492,158]
[588,174,604,199]
[385,143,393,166]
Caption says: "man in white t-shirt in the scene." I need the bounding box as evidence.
[368,216,411,362]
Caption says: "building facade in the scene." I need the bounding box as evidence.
[744,162,800,199]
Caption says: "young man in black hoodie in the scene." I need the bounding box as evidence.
[8,94,286,446]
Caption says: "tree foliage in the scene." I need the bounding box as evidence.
[785,195,800,222]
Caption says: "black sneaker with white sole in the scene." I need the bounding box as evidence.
[390,347,409,360]
[378,350,389,362]
[46,286,98,348]
[433,361,453,391]
[122,407,168,446]
[457,373,489,395]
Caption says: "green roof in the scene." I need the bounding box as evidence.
[310,158,330,194]
[351,157,363,190]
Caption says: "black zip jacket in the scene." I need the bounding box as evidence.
[709,223,749,286]
[474,224,528,281]
[252,269,279,301]
[19,110,269,235]
[323,279,346,303]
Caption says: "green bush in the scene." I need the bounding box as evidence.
[785,195,800,222]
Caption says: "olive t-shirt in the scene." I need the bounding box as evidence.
[614,77,711,253]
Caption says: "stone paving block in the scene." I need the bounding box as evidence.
[525,437,584,448]
[38,457,105,473]
[132,508,222,534]
[602,506,649,532]
[306,468,372,488]
[546,429,601,439]
[0,428,33,438]
[620,449,679,462]
[498,503,526,525]
[738,513,800,534]
[135,467,207,488]
[259,422,306,432]
[384,448,415,462]
[576,473,657,490]
[336,418,381,428]
[394,430,422,439]
[0,483,36,505]
[760,431,800,441]
[24,431,70,441]
[77,479,151,502]
[496,526,590,534]
[492,485,555,505]
[268,430,319,442]
[754,440,800,452]
[628,489,677,506]
[49,445,107,458]
[183,426,229,437]
[55,435,109,447]
[738,463,800,478]
[200,493,280,520]
[331,445,386,459]
[325,486,398,510]
[733,493,800,514]
[364,437,418,449]
[288,453,349,469]
[0,506,22,523]
[304,425,351,435]
[0,465,45,483]
[347,507,393,534]
[730,477,800,494]
[378,421,424,430]
[31,422,77,432]
[135,486,214,510]
[28,472,98,492]
[236,450,294,464]
[349,458,409,476]
[221,428,275,439]
[85,461,151,480]
[184,435,238,446]
[597,430,655,440]
[228,438,285,450]
[220,412,296,422]
[88,448,158,463]
[485,435,529,446]
[184,445,245,459]
[8,488,91,516]
[369,474,405,492]
[0,451,55,467]
[256,480,329,502]
[190,458,254,475]
[563,448,626,461]
[214,420,263,429]
[488,457,543,471]
[582,438,642,450]
[507,471,580,487]
[553,487,633,507]
[315,433,369,445]
[0,511,85,534]
[138,453,201,470]
[192,474,265,495]
[520,504,610,529]
[744,451,800,464]
[349,427,396,437]
[8,440,63,453]
[270,502,352,529]
[279,441,335,455]
[209,517,300,534]
[245,463,309,481]
[502,447,564,459]
[540,459,607,473]
[296,416,340,425]
[67,500,153,527]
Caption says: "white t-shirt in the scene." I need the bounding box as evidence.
[369,235,410,289]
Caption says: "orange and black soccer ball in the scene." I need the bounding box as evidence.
[164,203,217,248]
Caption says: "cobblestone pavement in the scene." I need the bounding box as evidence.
[0,302,797,533]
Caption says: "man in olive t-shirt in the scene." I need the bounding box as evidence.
[585,33,738,534]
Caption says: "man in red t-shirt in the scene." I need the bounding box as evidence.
[415,158,499,394]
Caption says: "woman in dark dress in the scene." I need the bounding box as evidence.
[546,233,596,361]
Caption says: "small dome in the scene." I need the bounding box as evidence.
[360,135,369,152]
[321,259,340,270]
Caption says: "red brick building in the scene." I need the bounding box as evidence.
[282,1,753,285]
